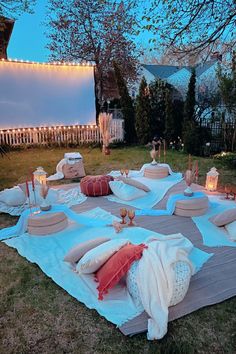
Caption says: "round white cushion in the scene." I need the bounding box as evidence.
[126,260,191,309]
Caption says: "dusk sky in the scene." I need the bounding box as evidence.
[8,0,50,62]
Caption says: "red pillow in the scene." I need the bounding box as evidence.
[94,243,147,300]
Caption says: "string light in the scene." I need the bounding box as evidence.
[1,125,100,133]
[0,58,95,67]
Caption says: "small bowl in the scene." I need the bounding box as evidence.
[40,204,51,211]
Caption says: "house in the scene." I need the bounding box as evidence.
[137,55,222,100]
[0,16,15,59]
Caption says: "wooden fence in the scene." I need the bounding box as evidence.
[0,119,124,146]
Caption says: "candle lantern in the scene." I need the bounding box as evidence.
[205,167,219,192]
[33,167,47,185]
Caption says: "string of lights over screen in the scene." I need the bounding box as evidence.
[0,59,96,129]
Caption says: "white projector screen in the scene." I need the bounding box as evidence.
[0,61,96,129]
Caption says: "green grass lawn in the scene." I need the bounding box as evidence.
[0,146,236,354]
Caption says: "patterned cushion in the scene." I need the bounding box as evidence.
[126,260,191,309]
[80,175,114,196]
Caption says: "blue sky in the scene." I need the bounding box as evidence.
[7,1,153,63]
[8,0,50,62]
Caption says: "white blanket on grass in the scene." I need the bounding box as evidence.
[0,187,86,216]
[107,163,183,209]
[1,207,212,331]
[192,198,236,248]
[137,234,194,340]
[136,191,206,216]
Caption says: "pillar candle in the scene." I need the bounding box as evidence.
[31,171,35,191]
[195,160,199,182]
[25,180,30,198]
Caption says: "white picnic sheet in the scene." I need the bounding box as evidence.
[135,192,236,248]
[136,191,206,216]
[192,197,236,248]
[1,207,212,329]
[107,163,183,209]
[0,187,86,216]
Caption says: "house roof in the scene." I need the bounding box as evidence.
[142,64,181,79]
[195,59,218,76]
[143,59,218,79]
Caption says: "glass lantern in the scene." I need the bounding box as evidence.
[205,167,219,192]
[33,167,47,185]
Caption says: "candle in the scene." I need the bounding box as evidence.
[30,170,35,191]
[158,145,161,162]
[25,180,30,198]
[195,160,199,181]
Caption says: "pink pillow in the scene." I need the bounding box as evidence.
[209,208,236,227]
[117,176,150,192]
[95,243,147,300]
[64,237,111,266]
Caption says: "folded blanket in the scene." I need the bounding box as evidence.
[136,234,194,340]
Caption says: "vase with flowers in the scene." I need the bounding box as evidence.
[184,169,194,197]
[150,149,158,165]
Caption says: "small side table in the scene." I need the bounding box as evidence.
[174,195,209,217]
[28,212,68,236]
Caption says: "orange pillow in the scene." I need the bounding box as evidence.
[94,243,147,300]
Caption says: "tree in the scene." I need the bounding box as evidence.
[183,69,197,153]
[0,0,36,18]
[218,52,236,151]
[183,69,211,155]
[149,79,166,138]
[135,77,151,145]
[113,62,136,143]
[142,0,236,60]
[164,87,175,142]
[46,0,138,104]
[184,69,196,125]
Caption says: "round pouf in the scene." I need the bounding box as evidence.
[80,175,114,197]
[174,195,209,217]
[28,212,68,236]
[144,165,169,179]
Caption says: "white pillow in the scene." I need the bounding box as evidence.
[109,181,146,201]
[76,238,129,274]
[0,186,26,206]
[225,220,236,241]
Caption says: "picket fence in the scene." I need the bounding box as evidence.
[0,119,124,146]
